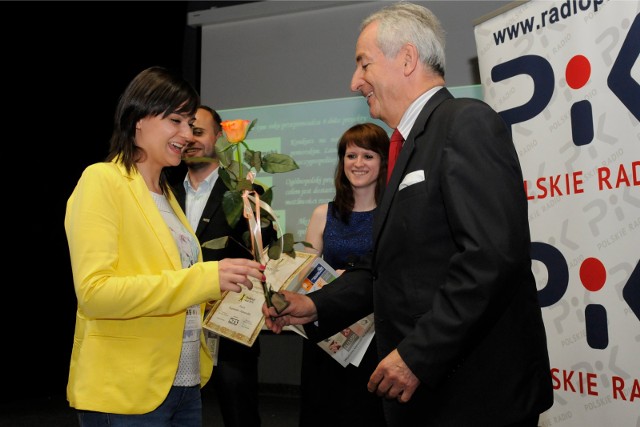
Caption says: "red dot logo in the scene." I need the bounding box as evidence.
[580,257,606,292]
[566,54,591,89]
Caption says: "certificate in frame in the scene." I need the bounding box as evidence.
[203,251,316,347]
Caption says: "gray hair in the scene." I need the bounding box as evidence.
[362,2,446,77]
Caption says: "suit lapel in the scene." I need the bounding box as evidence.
[174,171,227,239]
[195,178,226,237]
[373,88,453,243]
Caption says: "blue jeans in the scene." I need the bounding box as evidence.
[77,385,202,427]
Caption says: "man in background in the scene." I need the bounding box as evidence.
[174,105,261,427]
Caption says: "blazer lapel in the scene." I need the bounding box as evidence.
[373,88,453,242]
[118,163,184,270]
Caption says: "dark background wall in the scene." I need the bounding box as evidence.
[1,0,504,405]
[193,1,507,109]
[1,0,247,403]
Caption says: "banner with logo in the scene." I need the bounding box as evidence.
[474,1,639,425]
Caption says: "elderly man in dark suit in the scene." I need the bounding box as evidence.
[263,3,554,427]
[174,105,264,427]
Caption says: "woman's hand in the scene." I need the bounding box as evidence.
[218,258,265,292]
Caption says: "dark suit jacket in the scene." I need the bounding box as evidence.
[174,174,260,361]
[306,88,554,426]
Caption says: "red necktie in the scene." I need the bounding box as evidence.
[387,129,404,183]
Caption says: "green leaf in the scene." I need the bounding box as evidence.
[235,177,253,191]
[247,119,258,136]
[218,168,236,191]
[244,149,263,173]
[224,159,252,183]
[201,236,230,250]
[261,153,300,174]
[183,156,216,164]
[281,233,295,254]
[215,137,235,168]
[260,186,274,206]
[201,231,253,256]
[260,217,273,229]
[267,244,283,260]
[266,233,298,260]
[222,190,244,227]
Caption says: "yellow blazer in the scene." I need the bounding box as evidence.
[65,160,219,414]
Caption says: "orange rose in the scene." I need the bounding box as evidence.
[221,119,251,144]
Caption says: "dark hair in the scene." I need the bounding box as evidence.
[105,66,200,196]
[198,105,222,134]
[333,123,390,223]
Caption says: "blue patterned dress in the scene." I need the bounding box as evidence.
[322,203,374,270]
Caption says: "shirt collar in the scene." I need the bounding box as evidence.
[396,86,443,139]
[183,166,219,193]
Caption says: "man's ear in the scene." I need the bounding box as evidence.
[401,43,419,75]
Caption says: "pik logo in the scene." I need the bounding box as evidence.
[534,242,640,350]
[489,13,640,350]
[491,12,640,144]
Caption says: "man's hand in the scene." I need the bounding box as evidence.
[261,290,318,333]
[368,349,420,403]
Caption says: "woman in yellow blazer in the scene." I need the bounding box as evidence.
[64,66,265,427]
